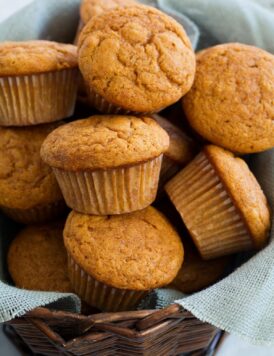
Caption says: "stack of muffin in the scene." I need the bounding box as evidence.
[2,0,274,312]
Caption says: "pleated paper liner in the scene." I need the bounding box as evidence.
[1,200,67,224]
[165,152,253,259]
[67,254,148,312]
[87,87,159,115]
[0,68,79,126]
[159,156,181,188]
[53,155,163,215]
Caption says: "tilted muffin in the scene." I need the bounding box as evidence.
[8,222,71,292]
[78,5,195,114]
[183,43,274,153]
[0,41,79,126]
[0,124,65,224]
[64,207,184,311]
[170,238,231,294]
[41,115,169,215]
[152,114,198,186]
[165,145,271,259]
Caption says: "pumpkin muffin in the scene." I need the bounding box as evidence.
[170,238,231,294]
[78,5,195,114]
[165,145,271,259]
[152,114,198,185]
[0,41,79,126]
[8,222,71,292]
[41,115,169,215]
[183,43,274,153]
[64,206,184,311]
[0,124,65,224]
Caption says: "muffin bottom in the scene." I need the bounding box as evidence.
[165,152,253,259]
[53,155,163,215]
[1,200,67,224]
[0,68,79,126]
[68,254,148,312]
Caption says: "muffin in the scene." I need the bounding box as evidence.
[152,114,198,185]
[64,207,184,311]
[165,145,271,259]
[78,5,195,114]
[41,115,169,215]
[8,222,71,292]
[0,124,66,224]
[183,43,274,153]
[170,238,231,294]
[0,41,79,126]
[75,0,137,101]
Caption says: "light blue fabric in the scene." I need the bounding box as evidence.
[159,0,274,52]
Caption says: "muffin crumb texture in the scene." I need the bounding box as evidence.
[8,223,71,292]
[205,145,271,248]
[64,207,184,290]
[79,5,195,112]
[41,115,169,170]
[0,124,63,210]
[0,40,78,76]
[183,43,274,153]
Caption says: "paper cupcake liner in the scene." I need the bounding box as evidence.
[0,68,79,126]
[67,254,148,312]
[53,155,162,215]
[1,200,67,224]
[87,87,157,115]
[165,152,253,259]
[159,156,181,188]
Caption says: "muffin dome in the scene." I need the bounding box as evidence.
[0,124,63,210]
[8,222,71,292]
[0,40,77,76]
[64,206,184,290]
[183,43,274,153]
[41,115,169,170]
[78,5,196,113]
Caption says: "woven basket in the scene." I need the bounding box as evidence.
[6,304,218,355]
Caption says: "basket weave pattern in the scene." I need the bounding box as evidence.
[7,304,217,355]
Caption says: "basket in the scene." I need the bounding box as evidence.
[6,304,218,355]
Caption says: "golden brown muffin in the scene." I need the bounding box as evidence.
[78,5,195,114]
[152,114,198,185]
[0,41,79,126]
[165,145,271,259]
[8,222,71,292]
[41,116,169,215]
[64,206,184,311]
[0,124,65,224]
[0,41,77,76]
[183,43,274,153]
[170,238,231,294]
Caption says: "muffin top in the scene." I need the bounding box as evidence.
[80,0,137,25]
[183,43,274,153]
[152,114,197,164]
[0,40,78,76]
[41,115,169,170]
[204,145,271,248]
[170,238,230,294]
[78,5,195,112]
[0,124,63,210]
[8,222,71,292]
[64,207,184,290]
